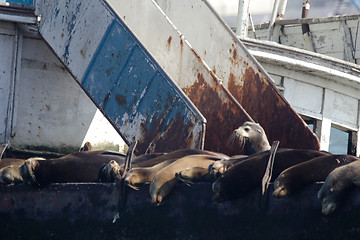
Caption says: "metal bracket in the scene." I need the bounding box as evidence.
[261,141,280,209]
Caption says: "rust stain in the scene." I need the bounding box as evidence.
[115,94,126,106]
[212,67,216,75]
[182,72,252,156]
[136,112,200,154]
[167,36,172,51]
[180,38,184,55]
[80,49,85,59]
[227,66,319,150]
[45,104,50,111]
[191,48,203,63]
[233,48,238,60]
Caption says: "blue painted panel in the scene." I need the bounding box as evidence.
[0,0,33,5]
[81,17,205,153]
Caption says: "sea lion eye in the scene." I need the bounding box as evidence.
[244,127,250,132]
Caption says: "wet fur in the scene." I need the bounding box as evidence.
[318,160,360,215]
[212,149,330,203]
[273,154,358,198]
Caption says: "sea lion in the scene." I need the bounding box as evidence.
[150,154,223,205]
[79,142,92,151]
[0,157,45,185]
[123,159,176,190]
[318,160,360,215]
[98,149,227,182]
[176,166,214,184]
[353,175,360,186]
[132,149,228,168]
[228,121,271,155]
[209,154,257,178]
[273,154,359,198]
[0,165,23,184]
[20,150,126,186]
[0,158,27,168]
[212,149,330,203]
[97,153,166,182]
[98,160,122,183]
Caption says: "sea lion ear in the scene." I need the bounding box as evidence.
[330,187,334,192]
[257,129,262,133]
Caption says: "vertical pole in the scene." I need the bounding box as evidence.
[301,0,315,51]
[5,26,22,147]
[277,0,288,19]
[236,0,250,38]
[267,0,280,41]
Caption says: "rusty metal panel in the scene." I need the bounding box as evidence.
[155,0,320,151]
[105,0,253,155]
[37,0,206,154]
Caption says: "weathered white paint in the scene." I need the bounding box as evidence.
[283,79,323,115]
[235,0,250,38]
[37,0,113,82]
[0,19,126,153]
[316,117,332,151]
[243,37,360,154]
[0,22,15,143]
[248,14,360,63]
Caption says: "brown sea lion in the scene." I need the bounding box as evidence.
[0,157,45,185]
[97,153,166,182]
[0,165,23,184]
[132,149,228,168]
[212,149,330,203]
[318,160,360,215]
[98,160,122,183]
[79,142,93,151]
[176,166,214,184]
[19,150,126,186]
[209,154,257,178]
[98,149,227,182]
[273,154,359,198]
[123,159,176,190]
[150,154,224,205]
[353,175,360,186]
[0,158,26,168]
[228,121,271,155]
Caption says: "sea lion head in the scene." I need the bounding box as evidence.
[353,175,360,186]
[319,196,337,215]
[123,170,144,190]
[98,160,122,182]
[19,158,41,186]
[272,173,294,198]
[0,165,23,184]
[208,160,230,178]
[317,170,340,215]
[228,121,270,155]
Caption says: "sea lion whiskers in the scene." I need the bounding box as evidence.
[227,131,245,152]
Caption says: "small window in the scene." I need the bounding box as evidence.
[301,116,315,132]
[329,126,350,155]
